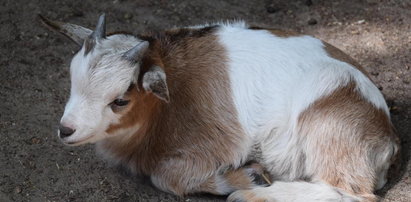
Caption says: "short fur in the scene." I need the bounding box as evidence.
[40,15,400,201]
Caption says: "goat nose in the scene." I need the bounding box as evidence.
[59,125,75,138]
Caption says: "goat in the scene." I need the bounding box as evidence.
[39,14,400,201]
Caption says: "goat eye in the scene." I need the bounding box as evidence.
[112,99,129,106]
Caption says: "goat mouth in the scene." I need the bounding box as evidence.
[63,135,95,146]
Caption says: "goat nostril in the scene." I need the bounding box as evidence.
[59,125,75,138]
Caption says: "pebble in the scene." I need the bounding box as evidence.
[308,18,318,25]
[390,106,401,114]
[124,13,132,20]
[350,30,360,35]
[28,161,36,169]
[371,71,379,76]
[14,186,22,194]
[31,137,41,144]
[305,0,313,6]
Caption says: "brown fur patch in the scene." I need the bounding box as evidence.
[297,81,399,198]
[196,162,268,195]
[102,26,248,195]
[224,168,255,190]
[249,26,301,37]
[322,42,369,76]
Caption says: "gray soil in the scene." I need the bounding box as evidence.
[1,0,410,201]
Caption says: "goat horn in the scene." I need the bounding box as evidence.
[123,41,149,62]
[91,13,106,40]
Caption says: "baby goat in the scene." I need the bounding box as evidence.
[40,14,399,201]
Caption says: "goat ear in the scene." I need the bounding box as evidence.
[142,66,170,103]
[38,14,92,46]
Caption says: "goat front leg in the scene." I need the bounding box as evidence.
[150,161,270,196]
[209,162,271,194]
[197,162,271,195]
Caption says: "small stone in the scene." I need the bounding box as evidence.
[371,71,379,76]
[308,18,318,25]
[403,79,410,84]
[31,137,41,144]
[15,186,22,194]
[305,0,313,6]
[28,161,36,169]
[351,30,359,35]
[266,4,280,13]
[389,106,401,114]
[124,13,132,20]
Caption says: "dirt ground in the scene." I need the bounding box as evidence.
[0,0,410,201]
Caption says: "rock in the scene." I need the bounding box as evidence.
[31,137,41,144]
[124,13,132,20]
[14,186,22,194]
[371,71,379,76]
[308,18,318,25]
[389,106,401,114]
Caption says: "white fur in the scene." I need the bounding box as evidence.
[60,35,143,145]
[217,25,388,137]
[217,25,390,173]
[59,20,394,200]
[228,181,360,202]
[217,23,392,198]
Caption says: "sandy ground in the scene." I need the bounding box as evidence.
[0,0,410,201]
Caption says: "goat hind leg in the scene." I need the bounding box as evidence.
[227,181,363,202]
